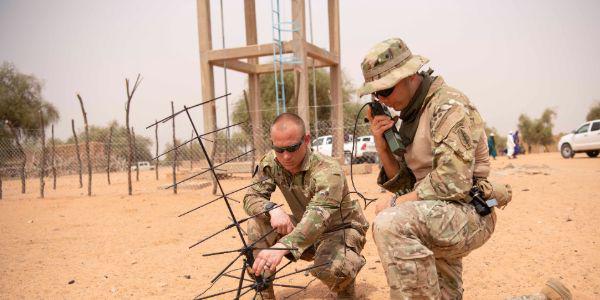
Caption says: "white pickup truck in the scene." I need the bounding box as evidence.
[345,135,378,164]
[311,135,378,164]
[131,161,155,171]
[558,119,600,158]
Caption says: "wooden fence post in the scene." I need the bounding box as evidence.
[125,74,142,196]
[71,119,83,188]
[77,94,92,197]
[39,111,46,198]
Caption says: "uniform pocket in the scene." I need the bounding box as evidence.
[387,255,438,292]
[425,202,469,249]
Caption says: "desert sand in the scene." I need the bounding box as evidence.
[1,153,599,299]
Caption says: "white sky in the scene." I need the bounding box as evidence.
[1,0,599,149]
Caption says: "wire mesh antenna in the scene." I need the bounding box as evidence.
[147,94,336,299]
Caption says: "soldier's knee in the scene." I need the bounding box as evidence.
[310,260,354,292]
[372,208,396,233]
[373,206,416,242]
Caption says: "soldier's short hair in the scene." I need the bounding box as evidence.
[271,113,306,137]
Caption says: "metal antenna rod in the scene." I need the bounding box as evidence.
[165,149,255,190]
[188,204,282,249]
[178,177,269,218]
[194,283,254,300]
[146,93,231,129]
[273,261,332,281]
[210,228,276,284]
[183,105,258,280]
[236,259,247,299]
[152,121,246,161]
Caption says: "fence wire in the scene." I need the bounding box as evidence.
[0,118,372,188]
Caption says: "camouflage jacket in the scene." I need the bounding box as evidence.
[244,150,369,259]
[378,76,490,202]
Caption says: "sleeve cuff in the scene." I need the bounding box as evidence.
[278,236,303,260]
[377,163,416,195]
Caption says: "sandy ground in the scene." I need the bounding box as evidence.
[1,153,599,299]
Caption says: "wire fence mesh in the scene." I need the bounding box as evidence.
[0,118,373,195]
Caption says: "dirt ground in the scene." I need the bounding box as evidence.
[1,153,599,299]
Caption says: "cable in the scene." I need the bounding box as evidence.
[345,103,377,208]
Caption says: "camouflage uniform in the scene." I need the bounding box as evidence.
[244,149,369,294]
[358,38,496,299]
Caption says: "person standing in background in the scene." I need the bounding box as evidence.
[513,130,521,157]
[488,133,497,160]
[506,131,515,158]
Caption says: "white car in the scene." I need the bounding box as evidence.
[131,161,155,171]
[558,119,600,158]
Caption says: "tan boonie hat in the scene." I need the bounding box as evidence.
[357,38,429,97]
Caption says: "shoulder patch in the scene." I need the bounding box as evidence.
[432,104,467,143]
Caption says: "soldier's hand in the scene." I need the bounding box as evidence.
[366,106,396,152]
[269,207,295,235]
[375,191,418,215]
[252,242,289,276]
[374,196,392,215]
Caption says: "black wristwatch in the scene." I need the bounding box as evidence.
[265,202,277,216]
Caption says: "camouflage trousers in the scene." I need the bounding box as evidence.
[372,200,496,300]
[247,216,367,293]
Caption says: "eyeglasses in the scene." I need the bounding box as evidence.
[373,86,395,99]
[272,139,304,153]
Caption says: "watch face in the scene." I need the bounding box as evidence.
[265,202,277,211]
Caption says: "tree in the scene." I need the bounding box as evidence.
[518,108,556,152]
[232,70,362,141]
[1,62,58,190]
[586,101,600,121]
[0,62,58,139]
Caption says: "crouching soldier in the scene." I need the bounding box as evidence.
[358,37,570,300]
[244,113,369,299]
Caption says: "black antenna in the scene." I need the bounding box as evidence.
[148,94,342,298]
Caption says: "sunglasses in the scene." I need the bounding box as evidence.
[272,139,304,153]
[373,86,395,99]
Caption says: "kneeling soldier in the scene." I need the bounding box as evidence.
[244,113,369,299]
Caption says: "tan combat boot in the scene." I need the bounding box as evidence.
[257,286,276,300]
[335,279,356,300]
[540,278,572,300]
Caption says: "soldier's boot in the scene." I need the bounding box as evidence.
[540,278,572,300]
[257,286,276,300]
[335,279,356,300]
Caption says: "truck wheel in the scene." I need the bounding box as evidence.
[560,144,574,159]
[586,150,599,158]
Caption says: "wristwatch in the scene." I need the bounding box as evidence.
[389,193,399,207]
[265,202,277,216]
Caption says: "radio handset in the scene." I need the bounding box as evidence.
[367,101,406,156]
